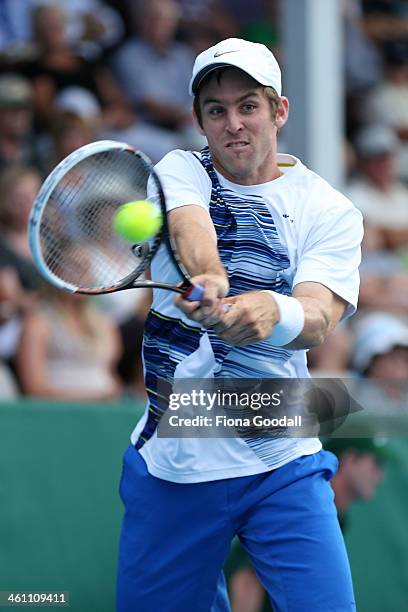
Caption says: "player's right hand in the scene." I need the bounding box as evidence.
[212,290,280,345]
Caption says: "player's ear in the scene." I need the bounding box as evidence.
[275,97,289,130]
[192,108,205,135]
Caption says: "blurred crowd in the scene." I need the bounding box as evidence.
[0,0,270,402]
[308,0,408,405]
[0,0,407,412]
[0,2,406,611]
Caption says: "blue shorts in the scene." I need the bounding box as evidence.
[116,447,355,612]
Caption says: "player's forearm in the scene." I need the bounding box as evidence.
[258,291,331,350]
[283,296,332,350]
[168,207,227,279]
[264,294,332,350]
[175,223,226,278]
[169,206,229,324]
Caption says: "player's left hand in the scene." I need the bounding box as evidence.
[212,291,280,346]
[175,273,229,327]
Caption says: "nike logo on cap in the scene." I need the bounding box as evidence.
[213,50,241,57]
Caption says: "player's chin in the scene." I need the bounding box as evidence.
[228,149,253,166]
[227,163,253,182]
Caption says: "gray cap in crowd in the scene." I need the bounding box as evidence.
[324,436,395,464]
[0,74,33,108]
[352,312,408,373]
[354,124,398,158]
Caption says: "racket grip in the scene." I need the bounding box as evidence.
[183,283,204,301]
[183,283,230,312]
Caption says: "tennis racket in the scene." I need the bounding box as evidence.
[28,140,204,300]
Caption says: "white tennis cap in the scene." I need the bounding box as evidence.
[189,38,282,96]
[352,312,408,372]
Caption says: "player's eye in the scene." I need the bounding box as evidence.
[207,106,224,117]
[241,103,256,113]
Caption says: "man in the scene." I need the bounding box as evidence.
[112,0,195,136]
[365,39,408,182]
[325,436,390,531]
[352,311,408,406]
[117,38,363,611]
[346,123,408,250]
[0,73,36,172]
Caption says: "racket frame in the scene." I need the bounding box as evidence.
[28,140,201,298]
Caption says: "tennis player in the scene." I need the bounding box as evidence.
[117,38,363,611]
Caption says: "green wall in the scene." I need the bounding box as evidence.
[1,400,407,611]
[0,399,142,612]
[345,436,408,611]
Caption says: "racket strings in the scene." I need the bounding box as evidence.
[40,150,157,290]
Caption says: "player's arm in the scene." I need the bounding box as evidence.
[281,281,347,349]
[168,205,229,323]
[212,281,347,349]
[213,194,362,347]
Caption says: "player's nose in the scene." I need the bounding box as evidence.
[225,109,243,133]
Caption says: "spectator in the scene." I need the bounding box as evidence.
[0,0,124,59]
[0,74,36,171]
[112,0,203,147]
[365,39,408,182]
[55,87,103,132]
[53,83,183,165]
[342,0,384,139]
[307,323,354,375]
[0,165,43,291]
[0,2,33,58]
[0,165,44,387]
[18,3,128,130]
[343,0,383,95]
[43,0,125,57]
[0,267,30,399]
[347,123,408,249]
[351,312,408,406]
[175,0,238,53]
[358,223,408,315]
[39,110,95,173]
[324,435,392,530]
[361,1,408,43]
[16,283,123,401]
[116,298,151,399]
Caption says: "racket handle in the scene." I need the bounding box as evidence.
[182,283,230,313]
[183,283,204,301]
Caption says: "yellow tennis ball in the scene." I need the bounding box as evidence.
[113,200,162,243]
